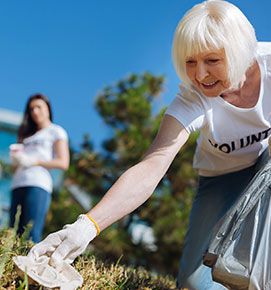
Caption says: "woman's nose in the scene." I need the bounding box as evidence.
[195,63,209,82]
[31,108,40,116]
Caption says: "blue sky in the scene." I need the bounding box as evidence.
[0,0,270,150]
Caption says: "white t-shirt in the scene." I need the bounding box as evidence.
[12,123,68,192]
[166,42,271,176]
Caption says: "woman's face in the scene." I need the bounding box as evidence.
[185,48,230,97]
[29,99,50,126]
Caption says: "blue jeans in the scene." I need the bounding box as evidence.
[178,149,269,290]
[9,186,51,243]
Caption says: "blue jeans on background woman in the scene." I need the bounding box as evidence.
[9,186,51,243]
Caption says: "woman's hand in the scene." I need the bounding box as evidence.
[28,215,97,266]
[10,152,38,168]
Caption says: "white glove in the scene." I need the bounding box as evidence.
[28,215,97,266]
[10,152,37,168]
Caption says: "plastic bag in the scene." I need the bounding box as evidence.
[203,159,271,290]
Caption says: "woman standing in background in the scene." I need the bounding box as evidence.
[9,93,69,242]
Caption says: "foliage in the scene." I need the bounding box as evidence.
[64,72,198,276]
[0,209,34,289]
[44,188,82,235]
[0,160,13,179]
[76,255,177,290]
[0,229,176,290]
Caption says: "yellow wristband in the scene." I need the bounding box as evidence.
[85,214,101,235]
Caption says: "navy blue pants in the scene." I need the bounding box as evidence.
[9,186,51,243]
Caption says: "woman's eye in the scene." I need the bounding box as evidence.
[207,59,220,64]
[186,60,196,65]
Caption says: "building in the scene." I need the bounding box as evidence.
[0,108,22,227]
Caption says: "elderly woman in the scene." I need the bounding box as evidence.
[29,1,271,289]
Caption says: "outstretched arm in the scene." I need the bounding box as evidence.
[89,115,189,231]
[28,115,189,264]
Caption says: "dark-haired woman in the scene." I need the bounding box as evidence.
[9,93,69,242]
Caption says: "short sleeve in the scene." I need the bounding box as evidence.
[165,85,206,134]
[52,125,68,142]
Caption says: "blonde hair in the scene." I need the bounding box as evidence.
[172,0,257,89]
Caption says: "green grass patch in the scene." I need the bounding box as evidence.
[0,228,176,290]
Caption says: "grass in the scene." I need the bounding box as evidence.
[0,228,177,290]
